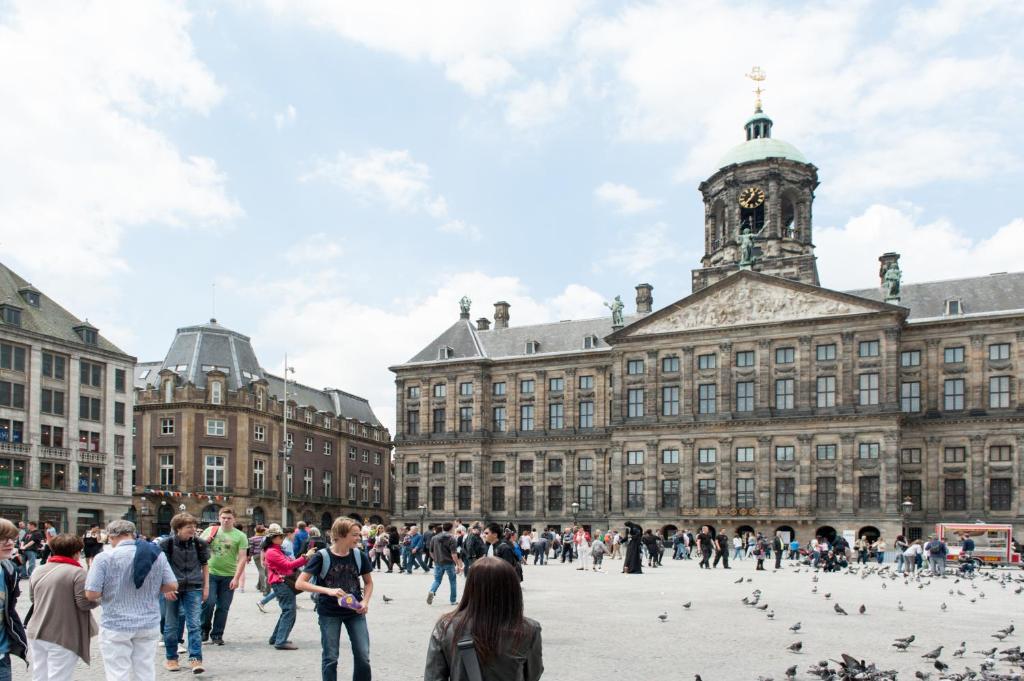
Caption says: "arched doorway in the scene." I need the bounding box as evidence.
[776,525,796,542]
[302,510,315,526]
[348,513,364,524]
[700,524,717,539]
[661,524,678,539]
[252,506,266,527]
[201,504,221,525]
[736,524,756,538]
[857,525,880,542]
[369,515,384,526]
[321,512,333,530]
[156,505,173,536]
[815,525,837,543]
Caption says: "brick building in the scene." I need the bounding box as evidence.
[389,104,1024,544]
[132,319,391,535]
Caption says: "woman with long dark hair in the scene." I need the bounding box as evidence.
[424,557,542,681]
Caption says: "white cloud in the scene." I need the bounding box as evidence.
[230,270,606,433]
[504,75,571,128]
[438,220,481,242]
[594,181,660,214]
[274,103,297,130]
[260,1,586,96]
[284,232,343,264]
[0,1,240,311]
[816,204,1024,291]
[594,222,689,278]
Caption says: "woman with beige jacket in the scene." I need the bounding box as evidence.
[27,533,98,680]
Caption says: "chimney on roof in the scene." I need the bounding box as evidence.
[493,301,510,329]
[635,283,653,314]
[476,317,491,331]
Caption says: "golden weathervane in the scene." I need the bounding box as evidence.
[746,66,766,113]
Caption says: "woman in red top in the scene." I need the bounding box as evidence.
[263,524,315,650]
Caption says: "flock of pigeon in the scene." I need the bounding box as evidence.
[676,561,1024,680]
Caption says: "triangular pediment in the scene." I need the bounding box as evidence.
[612,271,903,339]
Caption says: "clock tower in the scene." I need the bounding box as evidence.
[693,69,820,292]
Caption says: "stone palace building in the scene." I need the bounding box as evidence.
[390,102,1024,544]
[132,319,392,535]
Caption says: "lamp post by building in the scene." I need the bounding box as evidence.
[901,496,913,539]
[280,357,295,528]
[571,501,579,528]
[418,504,427,533]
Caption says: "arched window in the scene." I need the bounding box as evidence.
[781,192,798,239]
[711,200,727,250]
[252,506,266,527]
[201,504,221,524]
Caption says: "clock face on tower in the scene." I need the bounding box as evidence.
[738,186,766,209]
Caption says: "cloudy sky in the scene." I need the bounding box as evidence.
[3,1,1023,433]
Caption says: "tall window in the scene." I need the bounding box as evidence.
[548,377,564,392]
[433,408,446,433]
[627,389,644,418]
[775,379,795,409]
[77,396,100,421]
[735,478,754,508]
[41,352,65,379]
[492,382,506,396]
[323,471,332,497]
[252,459,265,490]
[406,486,419,509]
[492,407,506,432]
[578,457,593,471]
[775,347,795,364]
[627,359,645,375]
[775,478,795,507]
[547,458,562,473]
[491,486,505,511]
[989,445,1012,462]
[661,480,680,508]
[432,461,446,475]
[943,479,966,510]
[901,479,921,510]
[817,376,836,407]
[373,479,381,503]
[547,485,563,511]
[626,450,644,465]
[901,448,921,463]
[491,460,505,474]
[210,381,222,405]
[662,386,679,416]
[698,448,716,464]
[735,381,754,412]
[662,356,680,373]
[990,376,1010,408]
[432,485,445,510]
[406,461,419,475]
[548,403,564,429]
[458,486,472,511]
[407,385,421,399]
[697,479,716,507]
[578,485,594,510]
[735,447,754,462]
[661,449,679,464]
[858,340,879,357]
[901,382,921,412]
[519,459,534,473]
[206,418,225,437]
[815,444,836,460]
[323,441,333,456]
[520,379,535,394]
[349,476,358,500]
[40,389,65,416]
[943,447,966,463]
[459,382,473,396]
[901,350,921,367]
[698,353,717,370]
[458,460,473,474]
[433,384,447,398]
[944,346,965,363]
[989,343,1010,360]
[39,462,66,491]
[0,458,25,488]
[775,446,795,462]
[858,373,879,405]
[578,401,594,428]
[78,466,102,493]
[858,442,880,459]
[735,351,755,367]
[519,486,534,511]
[160,454,175,486]
[204,455,225,489]
[520,405,534,431]
[578,375,593,389]
[816,344,836,361]
[305,436,314,452]
[406,410,420,434]
[816,477,837,508]
[79,360,103,387]
[627,480,644,508]
[459,406,473,432]
[858,476,880,507]
[990,479,1011,511]
[944,379,965,410]
[698,384,716,414]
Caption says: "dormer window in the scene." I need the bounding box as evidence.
[583,335,599,349]
[1,304,22,327]
[945,299,962,316]
[304,410,313,424]
[255,390,265,411]
[324,416,332,429]
[210,381,222,405]
[164,380,174,404]
[73,322,98,345]
[525,340,540,355]
[438,346,454,360]
[18,288,40,308]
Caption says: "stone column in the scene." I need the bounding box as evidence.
[882,431,899,513]
[798,336,812,410]
[969,434,985,515]
[565,368,577,433]
[446,374,458,432]
[536,450,548,521]
[970,335,986,411]
[797,434,814,509]
[925,340,940,412]
[646,351,659,420]
[757,339,771,415]
[756,436,772,508]
[680,439,695,508]
[472,449,484,516]
[840,333,855,410]
[839,434,856,513]
[446,452,457,515]
[682,347,695,417]
[719,342,733,417]
[508,451,519,518]
[718,437,734,508]
[645,439,659,511]
[536,370,548,433]
[924,436,942,513]
[608,447,623,515]
[883,328,900,409]
[766,174,781,239]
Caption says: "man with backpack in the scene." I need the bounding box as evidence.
[925,535,948,577]
[462,523,485,575]
[426,522,463,606]
[297,518,373,681]
[159,513,209,673]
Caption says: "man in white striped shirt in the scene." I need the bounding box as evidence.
[85,520,177,681]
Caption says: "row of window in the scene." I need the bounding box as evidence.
[0,457,120,494]
[405,477,1015,513]
[900,377,1013,412]
[406,456,595,476]
[185,417,382,463]
[411,375,598,401]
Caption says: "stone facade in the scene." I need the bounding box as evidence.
[0,262,135,532]
[389,107,1024,545]
[132,321,392,534]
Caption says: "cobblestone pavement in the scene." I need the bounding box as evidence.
[14,555,1024,680]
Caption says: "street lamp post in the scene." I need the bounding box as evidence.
[571,501,579,527]
[418,504,427,533]
[281,356,295,528]
[901,496,913,539]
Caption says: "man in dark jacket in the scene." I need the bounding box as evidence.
[482,523,522,581]
[772,531,785,569]
[0,518,28,677]
[160,513,210,673]
[713,531,730,569]
[697,527,714,569]
[462,523,485,575]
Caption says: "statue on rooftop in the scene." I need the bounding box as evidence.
[883,261,901,300]
[605,295,624,327]
[738,227,756,267]
[459,295,472,316]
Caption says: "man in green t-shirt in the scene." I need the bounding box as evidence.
[199,508,249,645]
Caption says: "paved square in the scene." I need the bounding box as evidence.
[16,556,1024,679]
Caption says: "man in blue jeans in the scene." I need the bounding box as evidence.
[405,526,427,574]
[159,512,210,673]
[199,508,248,645]
[426,522,463,606]
[297,518,373,681]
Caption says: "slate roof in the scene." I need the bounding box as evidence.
[401,271,1024,367]
[264,373,382,426]
[0,261,130,357]
[845,271,1024,321]
[134,361,163,390]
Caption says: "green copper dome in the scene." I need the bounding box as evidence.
[717,137,808,169]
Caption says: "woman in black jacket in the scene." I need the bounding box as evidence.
[424,557,542,681]
[0,518,28,679]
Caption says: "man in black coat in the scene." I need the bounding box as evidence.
[483,523,521,581]
[623,521,643,574]
[697,527,714,569]
[713,530,731,569]
[773,531,785,569]
[462,523,486,575]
